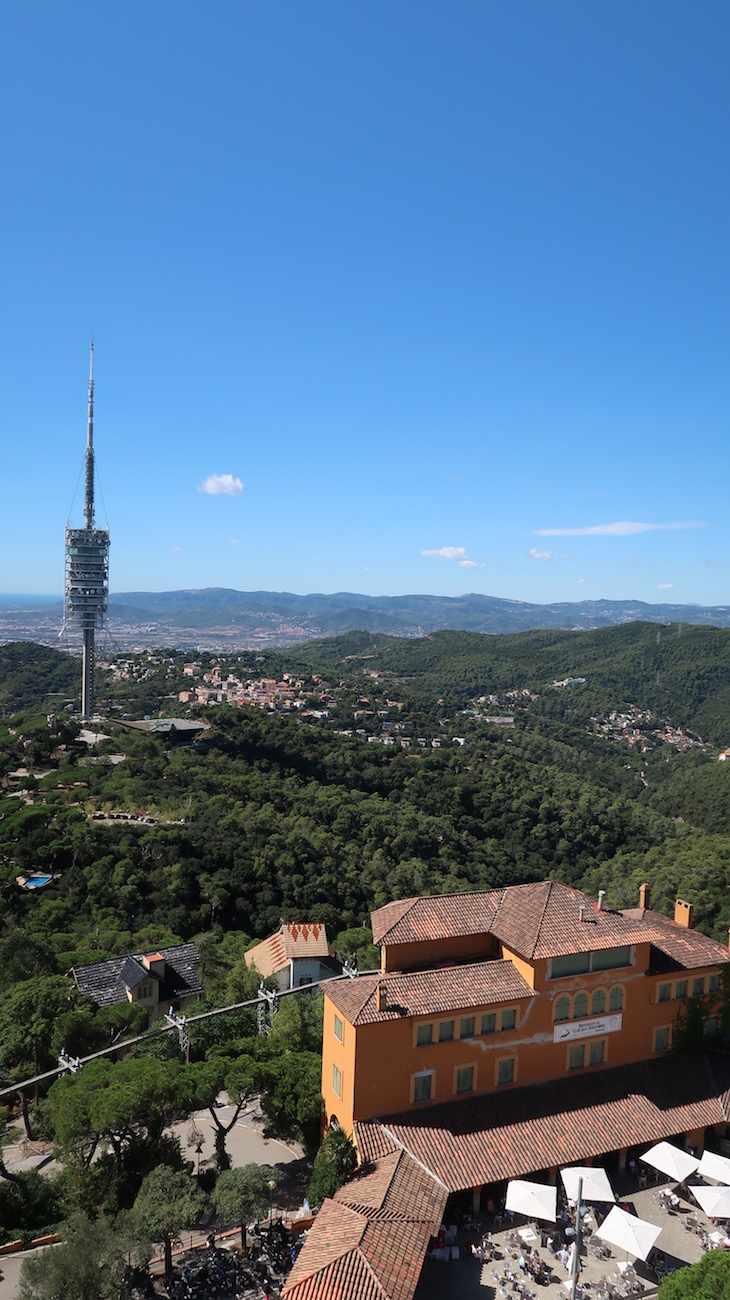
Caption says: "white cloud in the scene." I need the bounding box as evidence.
[421,546,468,561]
[198,473,243,496]
[421,545,486,569]
[534,520,703,538]
[577,578,586,585]
[229,538,240,545]
[170,545,183,553]
[657,583,674,590]
[529,547,553,561]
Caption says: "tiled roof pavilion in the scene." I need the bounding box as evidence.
[355,1052,730,1193]
[371,880,730,966]
[282,1149,447,1300]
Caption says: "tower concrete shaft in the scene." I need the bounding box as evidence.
[82,629,95,721]
[64,341,110,721]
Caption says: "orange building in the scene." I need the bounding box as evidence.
[322,880,730,1200]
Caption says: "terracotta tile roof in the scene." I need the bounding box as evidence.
[490,881,642,958]
[620,908,730,970]
[282,1150,446,1300]
[282,921,330,959]
[355,1053,730,1193]
[355,1124,401,1165]
[245,933,287,979]
[371,891,501,945]
[335,1149,448,1225]
[370,898,418,944]
[282,1249,385,1300]
[282,1201,386,1300]
[325,961,532,1026]
[371,880,730,967]
[246,922,329,979]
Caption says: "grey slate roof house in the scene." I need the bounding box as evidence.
[72,944,202,1023]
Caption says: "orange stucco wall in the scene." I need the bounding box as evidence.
[322,953,726,1135]
[322,994,358,1133]
[381,932,500,973]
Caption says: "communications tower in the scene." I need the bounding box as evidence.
[64,342,110,720]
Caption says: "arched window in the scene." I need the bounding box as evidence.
[554,995,571,1023]
[591,988,606,1016]
[573,991,588,1020]
[609,985,624,1012]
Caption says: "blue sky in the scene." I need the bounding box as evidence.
[1,2,728,605]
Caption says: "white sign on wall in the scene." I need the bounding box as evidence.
[553,1013,622,1043]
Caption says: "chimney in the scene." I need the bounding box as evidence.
[376,981,388,1012]
[141,952,165,975]
[674,899,694,929]
[597,889,606,912]
[579,906,585,923]
[639,882,651,910]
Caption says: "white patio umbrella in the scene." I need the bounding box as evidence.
[691,1184,730,1219]
[641,1141,699,1183]
[595,1205,662,1263]
[561,1166,615,1204]
[505,1179,557,1223]
[698,1150,730,1185]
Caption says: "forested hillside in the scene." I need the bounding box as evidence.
[2,623,730,972]
[0,641,81,714]
[295,623,730,745]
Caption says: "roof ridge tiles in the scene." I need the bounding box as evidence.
[376,1122,450,1192]
[531,880,554,959]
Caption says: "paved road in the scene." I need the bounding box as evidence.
[174,1101,303,1162]
[0,1246,56,1300]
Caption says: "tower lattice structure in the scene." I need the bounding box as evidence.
[64,342,110,720]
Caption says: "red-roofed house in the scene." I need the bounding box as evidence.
[245,922,339,992]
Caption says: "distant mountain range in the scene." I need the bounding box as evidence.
[2,588,729,647]
[78,588,730,640]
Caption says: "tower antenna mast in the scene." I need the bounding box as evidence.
[84,339,95,529]
[64,341,110,720]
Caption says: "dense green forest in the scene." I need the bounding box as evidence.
[294,622,730,744]
[3,625,730,960]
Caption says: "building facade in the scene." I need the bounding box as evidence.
[321,882,730,1173]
